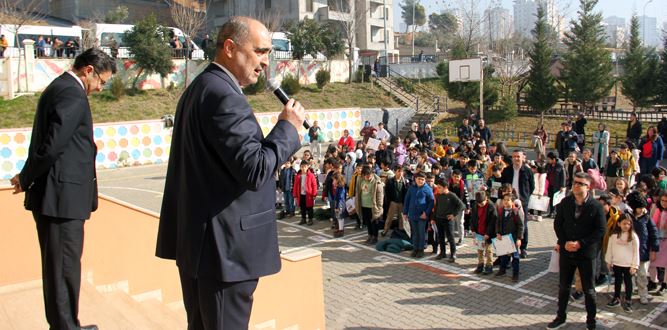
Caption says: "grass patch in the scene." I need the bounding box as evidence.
[0,82,402,129]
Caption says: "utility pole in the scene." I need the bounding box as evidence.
[383,0,388,72]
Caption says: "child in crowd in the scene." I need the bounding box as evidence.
[626,191,660,305]
[495,193,523,282]
[279,157,296,219]
[403,172,434,258]
[449,169,470,245]
[432,179,466,262]
[529,161,547,221]
[649,190,667,294]
[605,214,640,312]
[332,172,347,238]
[471,191,497,274]
[293,160,318,226]
[605,150,623,189]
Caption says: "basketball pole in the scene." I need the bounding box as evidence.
[479,57,484,120]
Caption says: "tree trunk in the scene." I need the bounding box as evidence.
[132,67,144,90]
[348,43,353,84]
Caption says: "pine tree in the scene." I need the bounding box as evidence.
[655,34,667,105]
[124,15,173,90]
[525,4,559,124]
[621,15,659,110]
[560,0,614,109]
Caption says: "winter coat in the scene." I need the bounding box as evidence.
[433,191,465,220]
[632,211,660,262]
[563,159,583,189]
[471,201,498,243]
[279,166,296,192]
[601,205,621,255]
[639,136,664,168]
[448,177,470,208]
[403,183,434,220]
[394,143,407,166]
[338,135,355,150]
[376,239,413,253]
[554,194,606,259]
[501,164,535,205]
[355,173,384,221]
[385,175,409,204]
[496,206,524,240]
[343,152,357,187]
[605,231,640,269]
[592,130,610,169]
[618,150,637,177]
[293,170,318,207]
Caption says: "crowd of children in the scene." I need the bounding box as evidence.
[275,117,666,310]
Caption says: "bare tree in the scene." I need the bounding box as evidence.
[0,0,45,93]
[455,0,484,55]
[329,0,369,84]
[168,0,209,86]
[257,8,287,33]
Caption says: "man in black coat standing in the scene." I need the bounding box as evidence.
[156,17,305,329]
[501,149,534,258]
[548,172,606,330]
[10,48,116,330]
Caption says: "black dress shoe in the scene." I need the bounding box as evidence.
[81,325,99,330]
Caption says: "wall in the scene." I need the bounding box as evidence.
[0,57,351,96]
[360,107,415,137]
[0,108,365,180]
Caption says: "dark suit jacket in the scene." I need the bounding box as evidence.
[554,194,606,259]
[501,164,535,205]
[19,73,98,220]
[156,64,301,282]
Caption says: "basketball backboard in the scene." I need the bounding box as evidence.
[448,58,481,82]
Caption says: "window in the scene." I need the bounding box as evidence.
[265,0,271,9]
[306,0,313,12]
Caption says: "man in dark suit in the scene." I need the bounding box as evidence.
[548,172,606,330]
[156,17,305,329]
[501,149,535,258]
[10,48,116,330]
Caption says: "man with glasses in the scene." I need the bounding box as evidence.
[10,48,116,330]
[548,172,606,330]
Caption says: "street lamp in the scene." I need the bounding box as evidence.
[643,0,653,46]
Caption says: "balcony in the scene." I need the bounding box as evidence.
[316,6,351,23]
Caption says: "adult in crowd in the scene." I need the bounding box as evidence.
[501,150,534,258]
[574,113,587,151]
[406,122,421,141]
[0,34,8,58]
[627,112,643,148]
[658,117,667,141]
[457,118,474,143]
[557,122,579,161]
[533,124,548,162]
[420,124,434,149]
[592,123,609,170]
[374,140,395,168]
[10,48,116,330]
[638,126,664,176]
[476,119,492,146]
[156,17,306,329]
[545,152,566,218]
[548,173,606,330]
[375,122,390,142]
[308,120,323,159]
[338,129,355,151]
[360,120,377,144]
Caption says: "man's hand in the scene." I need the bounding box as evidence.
[564,241,581,252]
[650,251,657,262]
[278,99,306,132]
[420,212,427,220]
[484,235,489,240]
[430,220,436,225]
[465,209,470,215]
[630,267,637,275]
[447,214,454,221]
[10,174,23,194]
[516,239,522,248]
[554,244,560,253]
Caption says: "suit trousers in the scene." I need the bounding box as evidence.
[33,212,84,330]
[179,268,259,330]
[556,254,597,326]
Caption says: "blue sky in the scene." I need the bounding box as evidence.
[393,0,667,32]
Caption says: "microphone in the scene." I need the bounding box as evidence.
[268,78,311,129]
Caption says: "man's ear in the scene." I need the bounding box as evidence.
[223,39,236,58]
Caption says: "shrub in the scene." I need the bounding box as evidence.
[354,68,364,83]
[396,77,415,93]
[436,62,447,76]
[243,73,267,95]
[110,75,125,99]
[281,74,301,95]
[487,94,518,123]
[315,69,331,90]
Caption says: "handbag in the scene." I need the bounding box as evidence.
[548,249,559,272]
[528,194,550,212]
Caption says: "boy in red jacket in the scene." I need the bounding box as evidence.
[294,160,318,225]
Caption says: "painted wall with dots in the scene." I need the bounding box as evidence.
[0,109,363,181]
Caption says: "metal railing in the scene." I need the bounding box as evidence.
[385,67,440,114]
[379,54,446,65]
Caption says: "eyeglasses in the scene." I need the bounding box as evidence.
[573,181,589,187]
[94,69,107,86]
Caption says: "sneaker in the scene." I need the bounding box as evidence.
[447,256,456,263]
[473,264,484,274]
[648,281,658,291]
[482,265,494,275]
[299,219,307,225]
[435,254,445,260]
[380,230,387,237]
[410,250,417,257]
[571,291,584,301]
[512,273,519,282]
[520,249,528,258]
[606,298,620,307]
[622,301,633,313]
[536,215,543,221]
[307,220,313,226]
[595,275,608,286]
[546,318,566,329]
[586,321,597,330]
[640,296,650,305]
[657,283,667,295]
[416,250,424,258]
[456,239,463,246]
[495,269,506,277]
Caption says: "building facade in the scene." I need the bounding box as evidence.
[513,0,562,39]
[483,5,512,45]
[638,15,659,48]
[603,16,625,49]
[207,0,397,61]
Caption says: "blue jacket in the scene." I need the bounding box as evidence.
[279,166,295,192]
[403,183,434,220]
[633,212,660,262]
[332,185,346,210]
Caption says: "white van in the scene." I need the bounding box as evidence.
[90,23,203,59]
[0,24,82,57]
